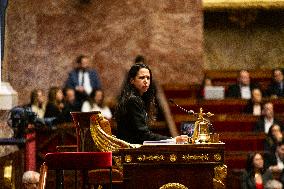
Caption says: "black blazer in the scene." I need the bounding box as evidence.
[264,152,278,170]
[65,69,101,91]
[240,169,273,189]
[116,94,169,144]
[266,81,284,97]
[243,99,263,115]
[226,83,259,98]
[254,117,283,133]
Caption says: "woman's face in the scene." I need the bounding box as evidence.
[37,91,45,104]
[131,68,150,95]
[271,125,281,136]
[252,89,262,103]
[56,90,64,101]
[253,153,264,170]
[94,90,103,104]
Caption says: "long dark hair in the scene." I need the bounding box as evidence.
[115,63,156,122]
[245,152,264,177]
[30,89,43,106]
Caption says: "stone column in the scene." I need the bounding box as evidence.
[0,0,17,110]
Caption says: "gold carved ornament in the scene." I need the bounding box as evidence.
[137,155,165,162]
[89,113,140,170]
[213,165,227,189]
[191,108,214,143]
[159,183,188,189]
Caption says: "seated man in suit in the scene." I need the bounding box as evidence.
[266,68,284,98]
[226,70,259,99]
[65,54,102,108]
[244,88,263,116]
[254,102,283,134]
[264,141,284,175]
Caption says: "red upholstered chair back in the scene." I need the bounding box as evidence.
[38,152,112,189]
[45,152,112,170]
[70,111,100,152]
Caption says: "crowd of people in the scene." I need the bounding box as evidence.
[23,54,284,188]
[198,68,284,189]
[24,54,112,126]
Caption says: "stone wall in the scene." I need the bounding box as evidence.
[4,0,203,104]
[204,10,284,70]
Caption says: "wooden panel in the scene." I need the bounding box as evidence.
[219,132,265,151]
[119,144,225,189]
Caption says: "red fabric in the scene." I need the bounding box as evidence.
[25,131,36,171]
[45,152,112,170]
[255,183,263,189]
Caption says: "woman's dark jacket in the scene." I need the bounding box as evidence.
[116,93,169,144]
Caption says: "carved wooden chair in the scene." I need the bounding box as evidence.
[70,111,128,187]
[38,152,112,189]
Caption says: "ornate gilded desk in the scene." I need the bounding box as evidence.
[119,143,226,189]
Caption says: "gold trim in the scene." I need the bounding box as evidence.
[137,155,165,162]
[214,153,222,161]
[169,154,177,162]
[203,0,284,10]
[125,155,132,163]
[182,154,209,161]
[159,183,188,189]
[213,165,227,189]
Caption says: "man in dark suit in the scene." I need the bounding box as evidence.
[267,68,284,98]
[65,55,101,107]
[264,140,284,173]
[254,102,283,133]
[226,70,259,99]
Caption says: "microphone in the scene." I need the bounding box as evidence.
[168,99,195,115]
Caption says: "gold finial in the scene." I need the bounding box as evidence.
[197,108,214,120]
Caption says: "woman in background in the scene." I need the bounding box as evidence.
[81,89,112,120]
[244,88,263,116]
[241,152,273,189]
[29,89,46,119]
[44,87,68,123]
[264,124,283,153]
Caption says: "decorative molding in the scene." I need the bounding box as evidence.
[213,165,227,189]
[203,0,284,10]
[182,154,209,161]
[137,155,165,162]
[159,183,188,189]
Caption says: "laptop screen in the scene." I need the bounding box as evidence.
[204,86,225,99]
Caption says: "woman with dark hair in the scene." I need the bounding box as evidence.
[81,89,112,120]
[44,87,68,123]
[115,63,186,144]
[29,89,46,119]
[241,152,273,189]
[264,124,283,153]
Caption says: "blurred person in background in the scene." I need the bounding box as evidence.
[63,87,81,121]
[254,102,283,134]
[264,124,283,153]
[22,171,40,189]
[44,87,69,123]
[226,70,259,99]
[264,179,283,189]
[28,89,46,119]
[81,89,112,120]
[65,55,101,108]
[244,88,263,116]
[266,68,284,98]
[241,152,273,189]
